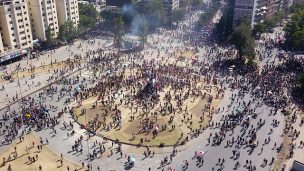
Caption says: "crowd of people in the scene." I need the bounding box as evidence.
[0,3,304,171]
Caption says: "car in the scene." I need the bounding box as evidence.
[40,50,52,55]
[0,65,6,70]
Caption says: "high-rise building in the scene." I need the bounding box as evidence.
[163,0,180,14]
[27,0,59,40]
[55,0,79,26]
[106,0,131,7]
[232,0,257,27]
[179,0,191,11]
[0,0,33,53]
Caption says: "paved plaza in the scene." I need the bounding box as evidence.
[0,6,304,171]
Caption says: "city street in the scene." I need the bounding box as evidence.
[0,2,304,171]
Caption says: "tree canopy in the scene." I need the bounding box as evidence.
[285,4,304,51]
[79,3,97,29]
[139,16,148,47]
[214,4,234,42]
[113,17,125,48]
[45,25,55,48]
[195,0,220,31]
[192,0,203,9]
[172,9,185,23]
[58,21,78,43]
[229,21,255,60]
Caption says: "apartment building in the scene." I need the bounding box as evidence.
[179,0,191,11]
[232,0,257,27]
[55,0,79,26]
[27,0,59,41]
[232,0,296,28]
[163,0,180,14]
[0,0,33,53]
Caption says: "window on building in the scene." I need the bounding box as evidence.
[11,27,14,30]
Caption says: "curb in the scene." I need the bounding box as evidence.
[0,66,85,112]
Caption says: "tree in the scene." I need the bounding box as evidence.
[142,0,168,29]
[285,6,304,51]
[58,21,77,43]
[229,21,255,60]
[45,25,54,48]
[113,17,124,48]
[264,12,285,29]
[172,9,185,23]
[139,16,148,48]
[215,4,234,42]
[299,73,304,88]
[253,22,267,35]
[192,0,203,9]
[195,0,220,30]
[58,24,67,42]
[79,3,98,29]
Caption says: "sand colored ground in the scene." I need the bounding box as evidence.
[1,59,81,82]
[74,84,222,147]
[0,134,81,171]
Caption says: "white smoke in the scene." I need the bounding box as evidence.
[122,4,145,35]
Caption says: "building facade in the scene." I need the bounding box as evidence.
[179,0,191,11]
[0,0,33,53]
[0,0,80,58]
[163,0,180,14]
[27,0,59,40]
[232,0,300,28]
[55,0,79,26]
[232,0,257,27]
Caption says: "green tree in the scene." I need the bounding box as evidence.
[172,9,185,23]
[229,21,255,60]
[143,0,168,28]
[192,0,203,9]
[45,25,54,48]
[253,22,267,35]
[78,3,97,29]
[264,12,285,29]
[139,16,148,48]
[58,24,67,42]
[299,73,304,88]
[195,0,220,30]
[285,6,304,51]
[79,3,97,19]
[58,21,77,43]
[215,4,234,42]
[113,17,124,48]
